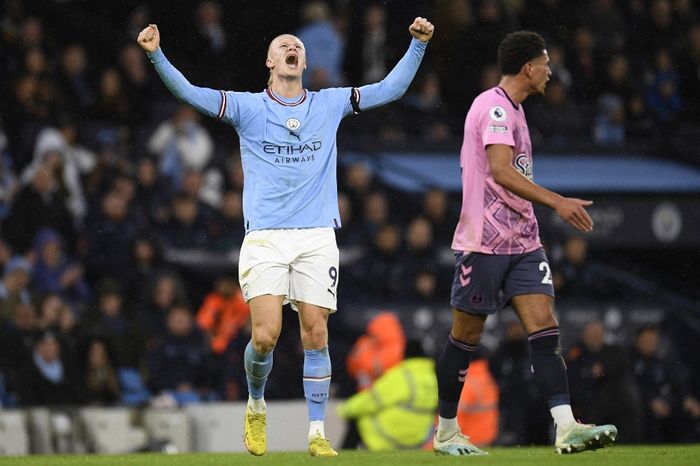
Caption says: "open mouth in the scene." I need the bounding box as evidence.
[285,54,299,67]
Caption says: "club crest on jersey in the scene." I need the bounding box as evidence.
[514,153,533,180]
[286,117,301,131]
[489,106,507,122]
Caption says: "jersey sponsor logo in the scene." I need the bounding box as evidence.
[263,141,321,155]
[514,153,533,180]
[285,117,301,131]
[489,105,507,122]
[488,124,508,134]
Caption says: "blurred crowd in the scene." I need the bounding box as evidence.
[0,0,699,448]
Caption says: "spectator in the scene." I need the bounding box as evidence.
[407,268,441,305]
[360,191,390,243]
[117,43,155,124]
[296,0,345,89]
[56,44,94,113]
[121,234,165,309]
[158,193,210,250]
[0,302,38,402]
[182,1,231,89]
[402,72,453,144]
[0,256,32,321]
[17,330,82,406]
[90,68,134,127]
[82,338,120,406]
[31,228,90,307]
[567,321,643,443]
[21,124,91,222]
[680,24,700,119]
[147,105,214,190]
[489,320,550,445]
[631,325,700,442]
[402,216,438,291]
[568,27,598,100]
[81,278,145,369]
[0,127,18,219]
[529,78,587,148]
[421,188,453,246]
[209,190,245,251]
[593,94,626,147]
[132,155,170,227]
[138,272,188,340]
[645,48,682,127]
[3,164,75,254]
[360,224,404,301]
[344,3,389,86]
[335,191,364,249]
[342,162,375,219]
[82,189,138,282]
[552,236,614,299]
[547,44,572,91]
[146,305,215,404]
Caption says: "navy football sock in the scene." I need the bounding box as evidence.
[437,335,477,418]
[528,326,570,408]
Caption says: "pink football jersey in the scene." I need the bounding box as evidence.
[452,87,542,255]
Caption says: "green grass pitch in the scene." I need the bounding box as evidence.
[1,446,699,466]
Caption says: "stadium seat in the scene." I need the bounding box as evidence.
[185,402,244,452]
[0,411,29,455]
[117,368,151,406]
[26,408,53,454]
[143,409,192,453]
[80,408,147,453]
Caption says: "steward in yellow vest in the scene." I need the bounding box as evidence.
[337,357,437,451]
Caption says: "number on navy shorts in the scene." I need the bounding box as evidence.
[329,267,338,287]
[539,261,553,285]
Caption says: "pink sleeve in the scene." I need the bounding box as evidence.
[479,101,515,148]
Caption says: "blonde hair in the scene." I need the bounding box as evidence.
[266,34,303,87]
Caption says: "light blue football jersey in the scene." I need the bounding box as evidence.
[148,38,427,232]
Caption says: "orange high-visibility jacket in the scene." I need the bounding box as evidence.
[196,290,250,354]
[458,359,499,446]
[347,312,406,390]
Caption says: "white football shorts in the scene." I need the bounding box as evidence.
[238,227,339,312]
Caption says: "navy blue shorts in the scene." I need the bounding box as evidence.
[450,248,555,315]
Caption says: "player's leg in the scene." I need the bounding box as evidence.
[289,227,338,457]
[238,230,290,456]
[246,295,284,409]
[297,302,337,457]
[242,295,283,456]
[507,249,617,453]
[434,252,504,456]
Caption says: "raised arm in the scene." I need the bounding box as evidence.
[137,24,224,119]
[354,17,434,112]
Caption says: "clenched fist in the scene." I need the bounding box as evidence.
[409,17,434,43]
[137,24,160,53]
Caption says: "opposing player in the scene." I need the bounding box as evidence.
[138,17,434,457]
[433,31,617,455]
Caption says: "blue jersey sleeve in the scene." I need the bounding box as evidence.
[354,38,427,112]
[147,48,226,119]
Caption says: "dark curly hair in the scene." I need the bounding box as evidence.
[497,31,547,76]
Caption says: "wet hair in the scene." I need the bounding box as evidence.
[498,31,547,76]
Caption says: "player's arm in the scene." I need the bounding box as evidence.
[352,17,434,112]
[486,144,594,232]
[137,24,224,119]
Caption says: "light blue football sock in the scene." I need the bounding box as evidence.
[303,347,331,421]
[244,340,273,400]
